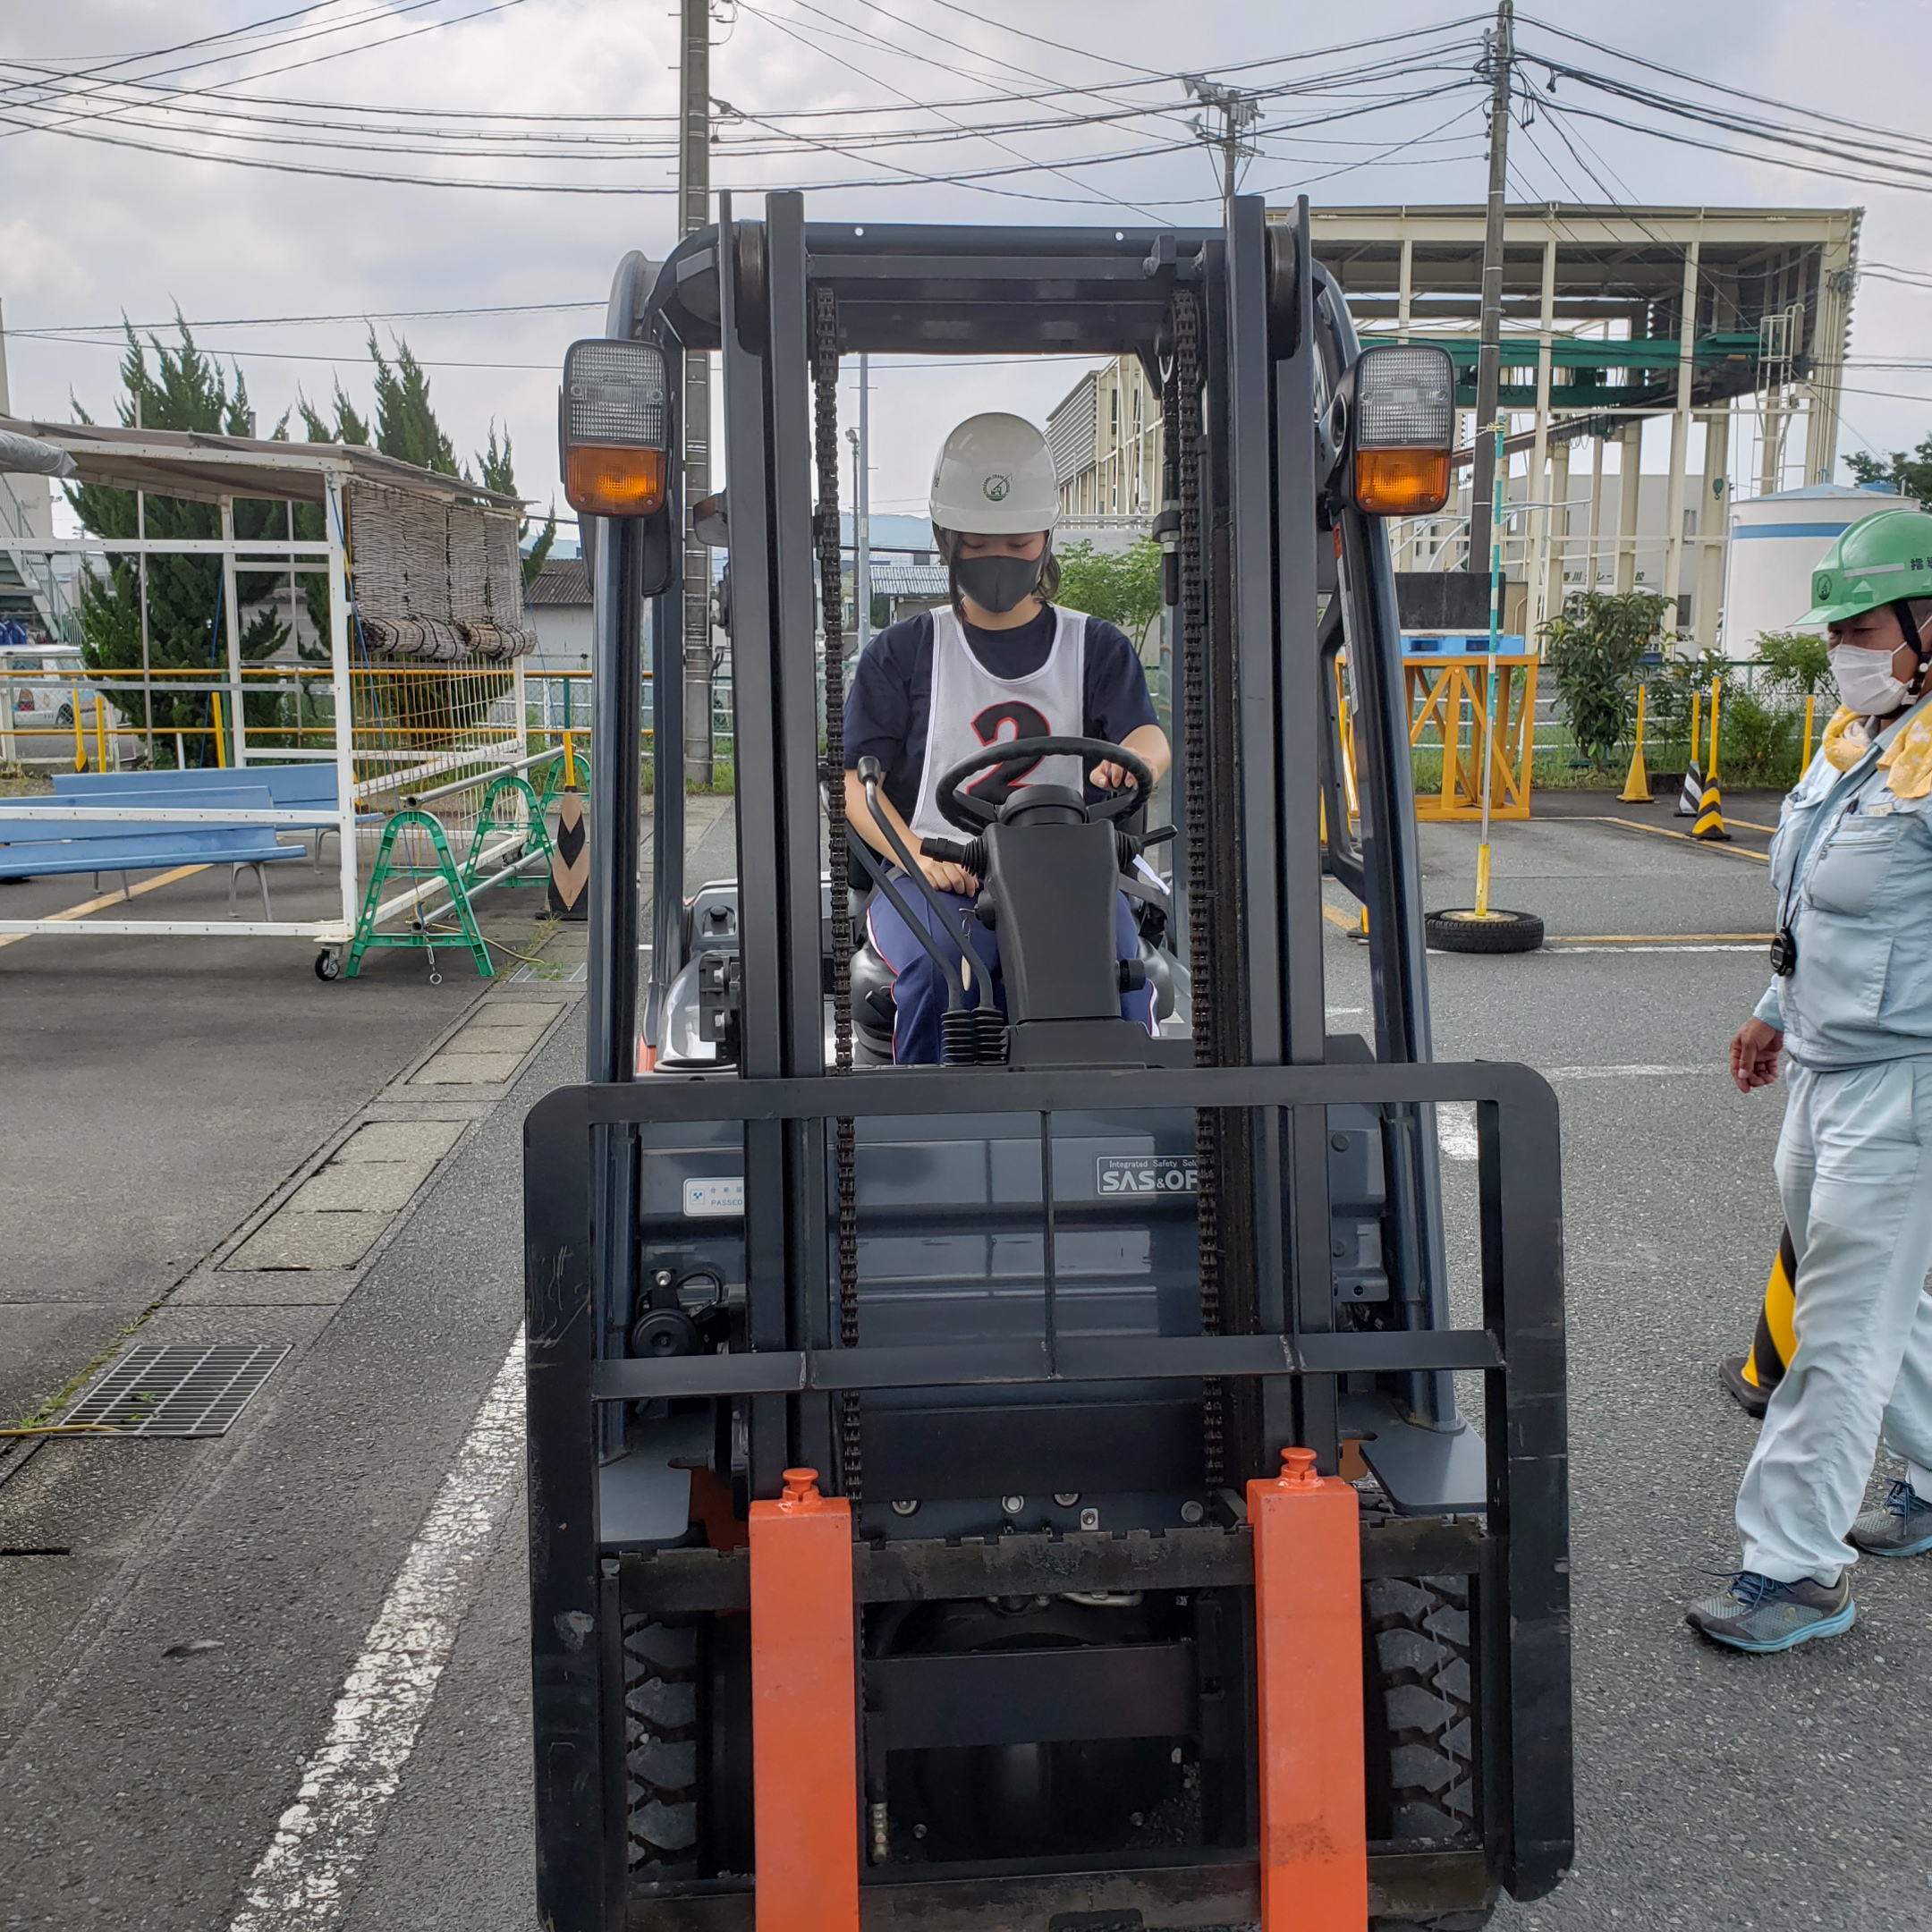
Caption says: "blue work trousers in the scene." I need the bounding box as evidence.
[865,877,1154,1065]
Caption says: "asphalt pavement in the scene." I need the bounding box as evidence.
[4,791,1928,1932]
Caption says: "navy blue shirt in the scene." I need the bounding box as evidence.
[843,605,1157,822]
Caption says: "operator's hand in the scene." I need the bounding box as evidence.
[1730,1016,1784,1094]
[916,852,979,896]
[1089,759,1140,792]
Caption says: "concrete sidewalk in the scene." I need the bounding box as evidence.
[0,856,571,1428]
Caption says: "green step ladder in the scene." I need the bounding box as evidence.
[344,809,494,981]
[460,772,556,895]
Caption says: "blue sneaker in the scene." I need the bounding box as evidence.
[1685,1571,1854,1653]
[1851,1479,1932,1558]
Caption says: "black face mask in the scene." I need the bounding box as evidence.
[951,549,1044,616]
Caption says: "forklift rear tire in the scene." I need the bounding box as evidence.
[623,1615,701,1876]
[1424,909,1544,955]
[315,949,343,981]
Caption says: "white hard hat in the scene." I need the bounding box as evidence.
[929,412,1061,537]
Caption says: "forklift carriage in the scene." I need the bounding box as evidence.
[526,192,1572,1932]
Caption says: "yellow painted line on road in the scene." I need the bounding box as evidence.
[1724,818,1780,836]
[1589,816,1769,864]
[1321,904,1358,933]
[0,863,209,949]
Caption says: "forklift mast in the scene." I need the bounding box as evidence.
[527,193,1572,1932]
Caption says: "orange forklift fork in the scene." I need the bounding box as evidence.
[750,1469,860,1932]
[747,1453,1365,1932]
[1250,1447,1368,1929]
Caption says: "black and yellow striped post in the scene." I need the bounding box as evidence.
[1675,690,1704,817]
[1691,773,1732,842]
[1691,677,1732,841]
[547,789,589,921]
[1721,1224,1798,1419]
[1674,760,1705,818]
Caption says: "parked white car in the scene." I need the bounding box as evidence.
[0,641,137,764]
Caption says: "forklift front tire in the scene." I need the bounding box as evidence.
[1425,909,1544,955]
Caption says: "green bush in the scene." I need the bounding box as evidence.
[1538,590,1675,768]
[1755,631,1833,701]
[1055,539,1162,638]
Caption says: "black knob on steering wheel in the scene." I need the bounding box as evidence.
[933,734,1155,833]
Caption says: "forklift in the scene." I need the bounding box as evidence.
[526,192,1572,1932]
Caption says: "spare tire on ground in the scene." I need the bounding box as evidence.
[1425,908,1544,954]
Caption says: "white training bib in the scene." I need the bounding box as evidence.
[909,605,1089,843]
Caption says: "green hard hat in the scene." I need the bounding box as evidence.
[1800,506,1932,625]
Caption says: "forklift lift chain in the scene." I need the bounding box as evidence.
[1168,286,1224,1487]
[809,281,864,1503]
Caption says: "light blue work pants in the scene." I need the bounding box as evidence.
[1737,1055,1932,1583]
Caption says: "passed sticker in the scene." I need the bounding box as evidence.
[682,1176,745,1218]
[1096,1154,1198,1196]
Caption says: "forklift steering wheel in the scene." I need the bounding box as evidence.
[934,735,1155,833]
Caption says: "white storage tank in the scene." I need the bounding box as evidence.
[1720,482,1904,657]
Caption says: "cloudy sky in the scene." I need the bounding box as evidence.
[4,0,1929,539]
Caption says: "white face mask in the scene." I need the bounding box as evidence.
[1829,643,1913,717]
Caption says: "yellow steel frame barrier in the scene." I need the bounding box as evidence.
[1403,653,1538,823]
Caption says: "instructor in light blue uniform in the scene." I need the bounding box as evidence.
[1690,507,1932,1653]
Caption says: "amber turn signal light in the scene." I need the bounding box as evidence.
[559,337,670,519]
[1345,342,1454,517]
[1353,446,1451,518]
[565,445,668,518]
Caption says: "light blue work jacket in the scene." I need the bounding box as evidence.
[1756,705,1932,1068]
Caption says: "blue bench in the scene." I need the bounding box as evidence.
[55,765,363,869]
[0,784,309,914]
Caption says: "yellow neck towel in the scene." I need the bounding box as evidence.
[1821,703,1932,799]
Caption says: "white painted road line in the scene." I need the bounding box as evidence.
[1437,1103,1479,1162]
[1542,1063,1726,1080]
[1437,1065,1724,1161]
[228,1328,526,1932]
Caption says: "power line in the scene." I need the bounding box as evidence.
[1518,13,1932,157]
[0,0,532,155]
[13,331,567,371]
[0,67,1470,205]
[8,300,605,337]
[7,2,351,81]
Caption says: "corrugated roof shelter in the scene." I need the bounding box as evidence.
[0,415,538,661]
[0,416,545,962]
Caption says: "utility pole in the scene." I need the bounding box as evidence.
[1185,77,1259,231]
[679,0,714,784]
[1469,0,1514,575]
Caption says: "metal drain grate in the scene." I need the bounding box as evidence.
[62,1343,291,1437]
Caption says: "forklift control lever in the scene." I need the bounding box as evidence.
[852,767,991,1017]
